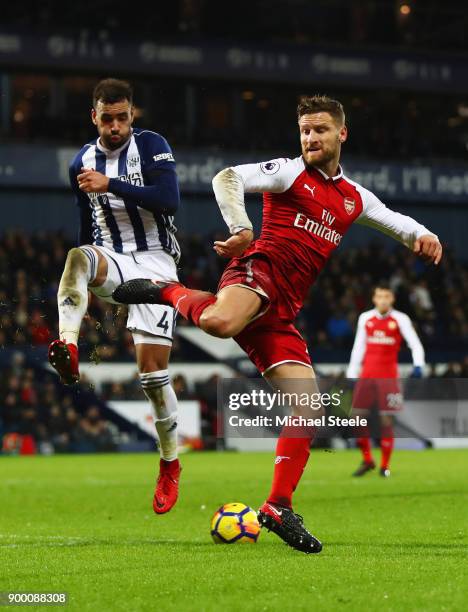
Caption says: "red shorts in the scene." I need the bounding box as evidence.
[352,379,403,413]
[217,255,312,374]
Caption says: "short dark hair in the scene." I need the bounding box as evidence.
[297,95,345,126]
[373,283,393,294]
[93,78,133,108]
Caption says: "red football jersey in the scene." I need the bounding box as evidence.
[347,309,425,379]
[229,157,430,320]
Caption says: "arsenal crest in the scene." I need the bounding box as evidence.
[344,197,355,215]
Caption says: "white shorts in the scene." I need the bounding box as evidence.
[85,245,178,345]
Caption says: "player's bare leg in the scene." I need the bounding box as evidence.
[198,286,262,337]
[113,281,263,338]
[49,246,107,384]
[136,342,181,513]
[379,414,394,477]
[257,363,323,554]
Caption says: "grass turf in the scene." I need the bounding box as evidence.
[1,449,467,611]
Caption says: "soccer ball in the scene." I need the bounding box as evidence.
[210,502,261,544]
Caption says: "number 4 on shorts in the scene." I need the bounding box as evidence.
[157,311,169,334]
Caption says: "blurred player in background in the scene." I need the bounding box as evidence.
[113,95,442,553]
[48,78,182,514]
[347,285,425,477]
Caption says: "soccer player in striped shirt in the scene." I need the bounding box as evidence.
[48,79,182,514]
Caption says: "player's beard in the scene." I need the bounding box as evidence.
[101,130,131,151]
[302,146,337,172]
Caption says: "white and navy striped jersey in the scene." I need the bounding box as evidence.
[69,128,181,261]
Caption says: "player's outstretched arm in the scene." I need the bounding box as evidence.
[394,312,425,376]
[356,187,442,265]
[211,158,298,258]
[212,167,254,235]
[347,314,367,378]
[213,229,254,258]
[412,234,442,265]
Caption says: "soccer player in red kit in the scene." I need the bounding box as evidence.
[347,285,425,478]
[113,96,442,553]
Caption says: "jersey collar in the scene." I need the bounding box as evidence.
[314,164,344,181]
[300,157,344,182]
[374,308,393,319]
[96,130,133,157]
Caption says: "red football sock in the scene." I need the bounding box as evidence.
[380,423,394,470]
[356,421,373,464]
[267,425,315,509]
[357,437,373,464]
[161,285,216,326]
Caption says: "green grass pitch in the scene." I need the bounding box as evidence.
[1,449,467,611]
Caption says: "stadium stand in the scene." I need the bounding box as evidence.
[1,230,467,359]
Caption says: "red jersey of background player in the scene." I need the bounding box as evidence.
[347,308,425,379]
[226,157,432,321]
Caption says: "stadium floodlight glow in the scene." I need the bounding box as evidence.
[13,110,25,123]
[399,3,411,15]
[457,103,468,118]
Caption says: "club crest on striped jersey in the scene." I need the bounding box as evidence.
[344,197,355,215]
[127,155,140,168]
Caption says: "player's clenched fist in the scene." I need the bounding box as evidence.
[214,229,254,258]
[413,234,443,265]
[77,167,110,193]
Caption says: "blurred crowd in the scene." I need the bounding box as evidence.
[0,351,218,454]
[2,349,466,455]
[301,242,468,353]
[1,230,467,360]
[0,353,117,454]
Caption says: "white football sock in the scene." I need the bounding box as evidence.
[140,370,178,461]
[58,247,95,345]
